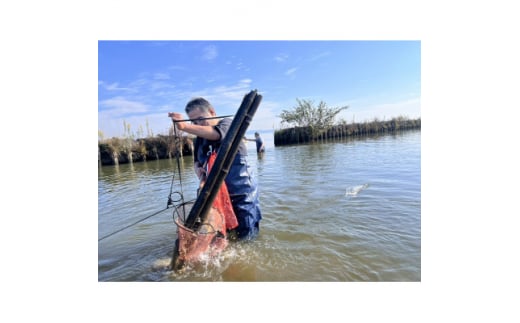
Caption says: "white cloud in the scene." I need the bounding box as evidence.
[208,79,253,102]
[285,67,298,76]
[235,62,250,71]
[274,53,289,62]
[239,78,252,86]
[149,80,175,92]
[308,51,330,61]
[99,97,149,118]
[99,81,132,91]
[202,45,218,60]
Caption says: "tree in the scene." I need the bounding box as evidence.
[278,98,349,139]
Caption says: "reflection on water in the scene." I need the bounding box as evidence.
[99,130,421,281]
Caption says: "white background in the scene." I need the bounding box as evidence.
[1,1,519,322]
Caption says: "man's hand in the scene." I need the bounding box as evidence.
[168,112,186,130]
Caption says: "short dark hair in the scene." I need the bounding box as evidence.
[185,97,213,114]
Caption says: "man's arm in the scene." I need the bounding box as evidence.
[168,112,220,141]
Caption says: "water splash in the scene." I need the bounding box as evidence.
[345,183,369,196]
[163,243,244,281]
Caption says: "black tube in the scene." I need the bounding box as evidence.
[184,90,262,228]
[195,93,262,224]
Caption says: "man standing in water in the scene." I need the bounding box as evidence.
[246,132,265,154]
[168,97,262,240]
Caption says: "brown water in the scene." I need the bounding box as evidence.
[98,130,420,281]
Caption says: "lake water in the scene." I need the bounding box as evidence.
[98,130,421,281]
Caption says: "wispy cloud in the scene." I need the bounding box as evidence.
[101,76,177,99]
[99,97,149,118]
[308,51,331,61]
[179,79,252,109]
[285,67,298,76]
[202,45,218,61]
[235,62,250,71]
[99,81,132,91]
[274,53,289,62]
[149,81,175,92]
[206,79,253,102]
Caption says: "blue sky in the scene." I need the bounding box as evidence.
[98,41,420,141]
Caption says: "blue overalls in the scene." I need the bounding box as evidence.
[224,154,262,240]
[195,134,262,240]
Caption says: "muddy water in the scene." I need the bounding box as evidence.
[98,130,420,281]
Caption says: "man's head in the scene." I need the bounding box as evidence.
[185,97,217,126]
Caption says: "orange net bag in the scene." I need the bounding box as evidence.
[172,151,238,269]
[206,151,238,230]
[174,207,228,264]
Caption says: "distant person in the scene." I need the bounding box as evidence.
[168,97,262,240]
[246,132,265,154]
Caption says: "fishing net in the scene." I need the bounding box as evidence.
[172,151,238,269]
[174,206,228,264]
